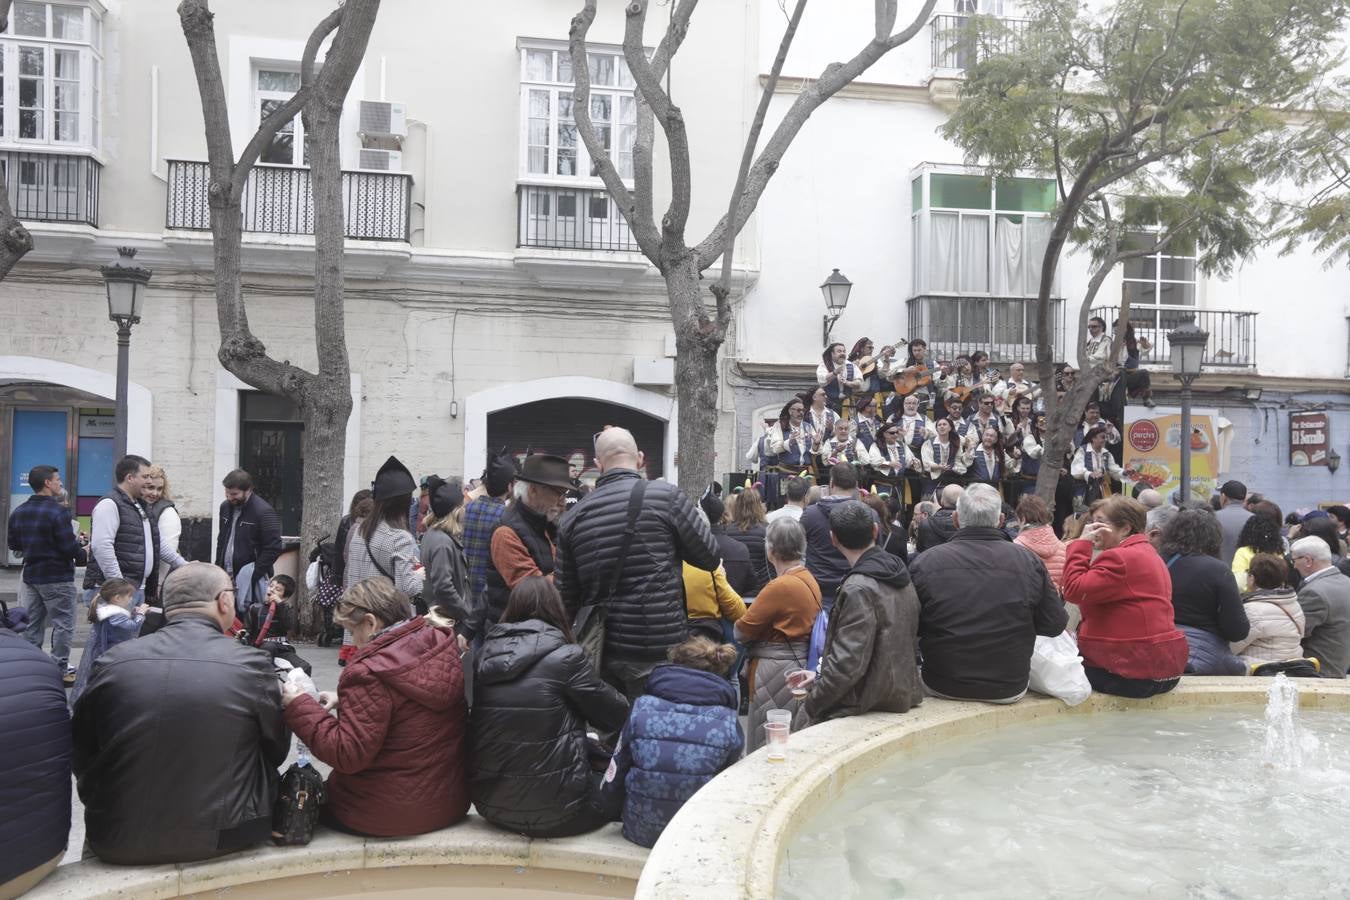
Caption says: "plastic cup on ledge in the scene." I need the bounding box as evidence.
[764,722,790,762]
[766,708,792,730]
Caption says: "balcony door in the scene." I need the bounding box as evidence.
[239,392,303,536]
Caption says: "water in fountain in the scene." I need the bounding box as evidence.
[1262,672,1320,770]
[778,705,1350,898]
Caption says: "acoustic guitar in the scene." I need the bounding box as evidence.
[856,345,895,378]
[891,363,932,396]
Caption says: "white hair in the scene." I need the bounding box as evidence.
[1146,504,1179,534]
[1291,535,1333,564]
[513,480,531,502]
[764,516,807,562]
[956,483,1002,529]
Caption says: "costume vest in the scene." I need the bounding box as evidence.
[84,488,160,594]
[779,423,810,467]
[970,447,1001,483]
[483,501,556,624]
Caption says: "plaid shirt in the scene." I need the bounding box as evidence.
[462,495,507,597]
[6,494,87,585]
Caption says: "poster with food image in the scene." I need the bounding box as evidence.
[1123,408,1228,503]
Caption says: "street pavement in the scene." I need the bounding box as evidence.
[3,566,342,866]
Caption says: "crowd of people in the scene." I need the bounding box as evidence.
[5,416,1350,895]
[746,321,1160,532]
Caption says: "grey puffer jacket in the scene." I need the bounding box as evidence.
[745,640,808,753]
[555,469,721,661]
[800,547,923,724]
[420,528,472,637]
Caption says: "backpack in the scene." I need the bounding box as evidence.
[308,535,343,609]
[806,609,829,672]
[271,761,327,846]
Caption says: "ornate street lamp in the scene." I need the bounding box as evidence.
[102,247,152,462]
[820,268,852,346]
[1168,319,1209,504]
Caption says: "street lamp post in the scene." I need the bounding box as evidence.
[820,268,852,346]
[101,247,152,462]
[1167,320,1209,505]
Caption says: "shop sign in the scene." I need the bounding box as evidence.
[1290,411,1330,467]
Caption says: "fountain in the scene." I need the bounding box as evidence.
[1262,672,1320,770]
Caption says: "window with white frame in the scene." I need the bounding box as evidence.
[0,1,103,148]
[255,67,303,166]
[518,42,636,180]
[1120,227,1197,307]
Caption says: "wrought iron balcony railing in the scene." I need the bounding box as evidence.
[930,13,1030,74]
[166,160,412,242]
[907,294,1066,365]
[1091,305,1257,369]
[517,183,640,252]
[1,150,100,227]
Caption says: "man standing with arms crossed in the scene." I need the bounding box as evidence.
[7,465,88,687]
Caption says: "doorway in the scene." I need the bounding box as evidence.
[239,392,304,535]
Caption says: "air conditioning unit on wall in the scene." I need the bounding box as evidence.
[359,101,408,139]
[359,149,403,171]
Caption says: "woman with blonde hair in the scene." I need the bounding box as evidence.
[281,577,469,837]
[141,465,181,592]
[420,477,472,644]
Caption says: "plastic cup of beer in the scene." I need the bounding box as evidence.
[764,722,789,761]
[787,669,810,700]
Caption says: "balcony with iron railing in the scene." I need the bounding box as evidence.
[1,150,101,227]
[929,13,1030,77]
[166,160,412,242]
[516,183,640,252]
[1090,305,1257,369]
[907,295,1066,365]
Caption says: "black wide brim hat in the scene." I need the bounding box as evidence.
[372,455,417,502]
[516,454,574,491]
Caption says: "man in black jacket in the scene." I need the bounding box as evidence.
[0,625,70,896]
[915,483,963,554]
[556,427,720,699]
[72,562,289,865]
[909,484,1067,703]
[792,499,923,724]
[801,462,879,611]
[214,469,283,611]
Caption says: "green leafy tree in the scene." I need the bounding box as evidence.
[942,0,1346,503]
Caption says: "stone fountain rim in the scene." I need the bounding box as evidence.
[636,676,1350,900]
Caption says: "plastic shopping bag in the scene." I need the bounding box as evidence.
[1028,632,1092,706]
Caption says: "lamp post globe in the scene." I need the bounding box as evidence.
[1166,319,1209,504]
[101,247,153,462]
[820,268,852,345]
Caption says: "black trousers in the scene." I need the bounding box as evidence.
[1084,665,1180,699]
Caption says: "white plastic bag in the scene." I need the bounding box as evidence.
[1028,632,1092,706]
[305,559,321,593]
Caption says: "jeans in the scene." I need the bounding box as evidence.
[21,581,77,668]
[1084,665,1180,699]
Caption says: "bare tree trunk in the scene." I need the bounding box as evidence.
[0,0,33,279]
[666,257,719,494]
[180,0,378,634]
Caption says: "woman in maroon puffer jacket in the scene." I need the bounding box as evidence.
[282,578,469,837]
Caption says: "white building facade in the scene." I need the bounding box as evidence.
[1,0,1347,557]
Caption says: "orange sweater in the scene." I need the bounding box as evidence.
[735,567,821,643]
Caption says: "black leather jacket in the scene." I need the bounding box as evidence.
[555,470,720,661]
[802,547,924,723]
[72,614,289,865]
[470,620,629,835]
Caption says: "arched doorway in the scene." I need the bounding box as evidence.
[464,377,676,483]
[0,356,153,563]
[487,398,666,483]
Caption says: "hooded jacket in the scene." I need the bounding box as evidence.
[915,506,958,554]
[1230,588,1306,666]
[71,614,289,865]
[0,629,71,885]
[470,619,630,835]
[1014,524,1067,588]
[284,617,469,837]
[602,664,743,848]
[555,469,721,661]
[802,546,923,723]
[911,527,1068,701]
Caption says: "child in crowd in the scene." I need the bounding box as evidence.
[241,574,312,675]
[601,636,744,848]
[70,578,145,706]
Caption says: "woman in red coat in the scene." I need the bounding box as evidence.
[1062,496,1188,698]
[281,578,469,836]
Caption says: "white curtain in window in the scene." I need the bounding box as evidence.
[960,215,989,293]
[993,216,1023,296]
[1023,217,1051,295]
[930,212,959,292]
